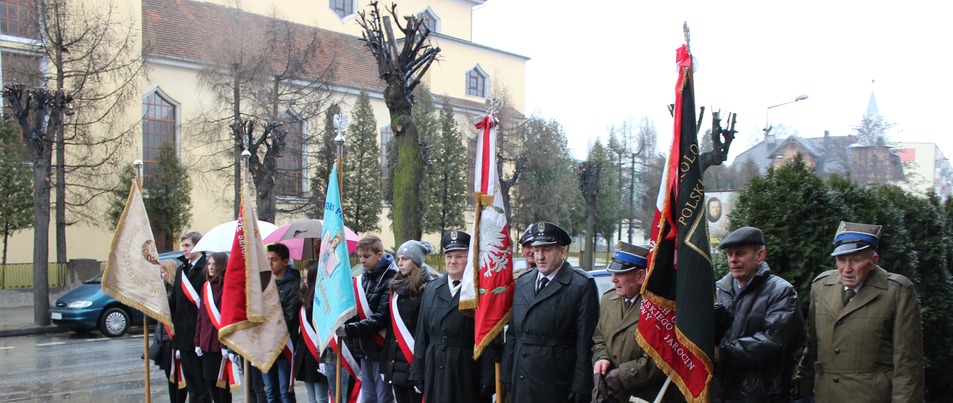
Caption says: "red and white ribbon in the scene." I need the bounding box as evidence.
[283,339,296,389]
[300,307,319,361]
[331,335,363,403]
[181,270,201,308]
[353,275,385,346]
[217,353,241,392]
[203,282,221,329]
[389,292,415,365]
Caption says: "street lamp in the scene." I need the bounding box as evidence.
[333,114,347,186]
[764,94,808,136]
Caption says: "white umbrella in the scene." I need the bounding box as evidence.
[192,220,279,253]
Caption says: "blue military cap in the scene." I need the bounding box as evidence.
[529,221,571,247]
[441,230,470,252]
[718,226,765,249]
[607,242,649,273]
[831,221,881,257]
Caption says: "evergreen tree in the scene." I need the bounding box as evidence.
[408,86,439,223]
[513,117,579,231]
[594,144,620,253]
[342,92,382,233]
[308,103,342,217]
[420,100,467,243]
[106,142,192,251]
[729,154,846,304]
[146,143,193,250]
[0,120,33,264]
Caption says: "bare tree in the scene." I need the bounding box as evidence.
[7,0,144,263]
[2,85,72,325]
[357,1,440,244]
[192,7,335,222]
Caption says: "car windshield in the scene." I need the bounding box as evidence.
[84,272,103,284]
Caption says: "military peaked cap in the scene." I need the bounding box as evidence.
[441,230,471,252]
[831,221,881,257]
[608,242,649,273]
[529,221,572,247]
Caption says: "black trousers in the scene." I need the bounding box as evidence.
[180,348,211,403]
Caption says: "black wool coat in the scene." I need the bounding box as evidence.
[409,275,493,403]
[502,262,600,402]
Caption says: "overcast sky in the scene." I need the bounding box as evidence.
[471,1,951,162]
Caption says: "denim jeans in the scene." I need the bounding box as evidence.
[262,356,296,403]
[304,381,329,403]
[359,358,394,403]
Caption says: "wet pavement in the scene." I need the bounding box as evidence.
[0,331,311,402]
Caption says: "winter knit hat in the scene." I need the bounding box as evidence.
[397,240,434,267]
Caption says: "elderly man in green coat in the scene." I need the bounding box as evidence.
[797,221,924,402]
[592,242,680,403]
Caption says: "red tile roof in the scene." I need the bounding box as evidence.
[142,0,384,91]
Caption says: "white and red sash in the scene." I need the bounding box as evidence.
[283,338,296,389]
[389,292,415,365]
[181,270,201,308]
[165,325,187,388]
[353,275,386,346]
[300,307,320,361]
[203,282,222,329]
[216,353,241,392]
[330,335,363,403]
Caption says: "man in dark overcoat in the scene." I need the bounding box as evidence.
[502,221,599,403]
[410,230,493,403]
[592,242,679,403]
[797,221,924,402]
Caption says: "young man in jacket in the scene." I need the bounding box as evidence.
[712,226,803,403]
[263,243,301,403]
[170,231,211,403]
[337,235,397,403]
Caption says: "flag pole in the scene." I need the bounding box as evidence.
[332,113,347,403]
[241,140,253,403]
[133,158,152,403]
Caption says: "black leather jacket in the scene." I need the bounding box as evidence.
[343,253,396,360]
[712,262,804,403]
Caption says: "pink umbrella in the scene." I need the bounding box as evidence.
[263,219,359,260]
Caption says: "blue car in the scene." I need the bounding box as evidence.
[50,251,182,337]
[589,268,614,297]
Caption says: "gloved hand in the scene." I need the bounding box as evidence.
[592,372,609,403]
[335,326,347,338]
[175,350,181,359]
[605,368,623,396]
[567,392,586,403]
[480,384,493,397]
[195,346,204,357]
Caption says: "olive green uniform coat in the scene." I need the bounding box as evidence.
[591,291,681,403]
[798,266,924,402]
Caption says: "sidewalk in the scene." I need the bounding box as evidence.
[0,305,71,337]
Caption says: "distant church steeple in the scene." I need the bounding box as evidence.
[865,79,881,120]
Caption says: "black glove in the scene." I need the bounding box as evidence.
[714,302,733,342]
[592,373,610,403]
[480,384,493,397]
[567,392,586,403]
[605,368,624,397]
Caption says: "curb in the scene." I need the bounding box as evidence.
[0,326,73,338]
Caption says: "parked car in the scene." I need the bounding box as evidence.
[50,251,182,337]
[589,268,613,297]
